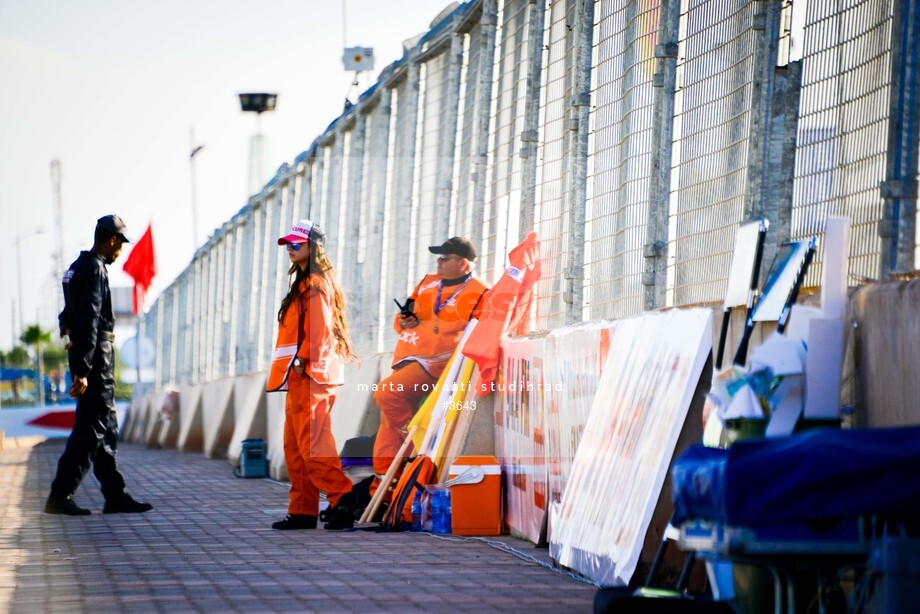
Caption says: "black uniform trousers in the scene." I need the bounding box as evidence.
[50,339,127,500]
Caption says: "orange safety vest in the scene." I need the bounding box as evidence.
[267,274,345,391]
[392,273,488,377]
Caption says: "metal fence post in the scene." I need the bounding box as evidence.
[325,133,346,267]
[401,60,422,284]
[563,0,594,325]
[775,58,803,253]
[298,156,314,221]
[743,0,786,276]
[644,0,681,311]
[880,0,920,276]
[519,0,547,238]
[345,113,367,333]
[471,0,498,247]
[362,88,392,354]
[436,30,465,241]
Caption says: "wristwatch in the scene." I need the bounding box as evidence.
[292,357,304,369]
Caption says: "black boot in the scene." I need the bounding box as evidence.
[102,493,153,514]
[272,514,318,530]
[44,493,91,516]
[324,493,355,530]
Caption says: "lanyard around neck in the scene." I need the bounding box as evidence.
[435,277,473,316]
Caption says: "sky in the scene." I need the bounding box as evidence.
[0,0,455,351]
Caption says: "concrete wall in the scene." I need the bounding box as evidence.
[849,279,920,427]
[130,347,498,481]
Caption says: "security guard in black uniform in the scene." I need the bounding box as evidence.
[44,214,153,516]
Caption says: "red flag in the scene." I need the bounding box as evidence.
[122,223,157,314]
[463,232,541,394]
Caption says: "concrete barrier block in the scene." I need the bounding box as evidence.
[128,395,153,444]
[266,390,288,481]
[333,354,388,448]
[177,385,204,453]
[227,371,268,467]
[157,388,180,449]
[142,393,162,447]
[458,392,495,456]
[120,397,141,441]
[201,377,235,459]
[851,279,920,427]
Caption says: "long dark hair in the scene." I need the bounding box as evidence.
[277,241,356,360]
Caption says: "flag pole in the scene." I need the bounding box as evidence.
[136,305,142,394]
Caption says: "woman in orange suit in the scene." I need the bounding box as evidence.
[267,219,356,531]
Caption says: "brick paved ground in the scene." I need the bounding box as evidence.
[0,440,596,613]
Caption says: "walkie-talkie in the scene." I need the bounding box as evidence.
[393,298,417,320]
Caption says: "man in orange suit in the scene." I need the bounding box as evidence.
[370,237,488,507]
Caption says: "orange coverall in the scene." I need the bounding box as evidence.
[372,273,487,477]
[268,275,352,515]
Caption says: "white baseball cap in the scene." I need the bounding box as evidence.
[277,219,325,245]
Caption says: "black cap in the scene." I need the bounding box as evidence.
[428,236,477,261]
[96,214,131,243]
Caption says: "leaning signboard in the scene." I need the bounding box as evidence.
[549,308,712,587]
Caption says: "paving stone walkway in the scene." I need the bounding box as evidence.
[0,439,596,612]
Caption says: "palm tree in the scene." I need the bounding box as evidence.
[20,325,52,406]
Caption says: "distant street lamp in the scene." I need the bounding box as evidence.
[189,128,205,250]
[15,228,45,342]
[238,93,278,196]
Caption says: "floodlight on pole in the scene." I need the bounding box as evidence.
[238,93,278,196]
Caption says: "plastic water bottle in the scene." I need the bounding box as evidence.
[411,491,423,532]
[431,489,452,534]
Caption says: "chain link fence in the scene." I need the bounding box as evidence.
[139,0,918,392]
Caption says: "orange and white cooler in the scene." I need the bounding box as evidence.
[448,455,501,536]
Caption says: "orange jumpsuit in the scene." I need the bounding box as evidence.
[373,273,488,476]
[267,274,352,515]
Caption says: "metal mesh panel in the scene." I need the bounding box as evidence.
[410,54,447,282]
[192,254,206,383]
[454,28,480,239]
[381,76,418,350]
[791,0,893,283]
[246,203,266,372]
[224,222,243,377]
[152,297,163,389]
[257,195,277,367]
[177,273,190,384]
[324,137,346,274]
[159,286,174,384]
[668,0,755,306]
[533,0,574,330]
[290,171,304,225]
[485,0,530,283]
[165,284,178,384]
[359,98,392,354]
[314,146,330,234]
[205,235,221,381]
[269,186,292,361]
[343,118,366,333]
[585,0,660,321]
[231,215,251,375]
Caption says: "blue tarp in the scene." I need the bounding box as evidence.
[672,426,920,527]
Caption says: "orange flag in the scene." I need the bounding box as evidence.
[463,232,540,395]
[122,223,157,314]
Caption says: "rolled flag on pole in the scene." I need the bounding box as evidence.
[463,232,541,395]
[122,223,157,314]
